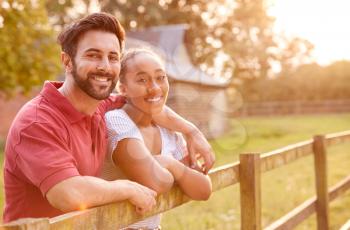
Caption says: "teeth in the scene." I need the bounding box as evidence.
[146,97,161,102]
[93,76,109,82]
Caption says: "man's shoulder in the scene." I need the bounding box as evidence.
[8,94,68,138]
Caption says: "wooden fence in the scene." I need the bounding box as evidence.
[235,100,350,117]
[2,130,350,230]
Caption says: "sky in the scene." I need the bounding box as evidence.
[268,0,350,65]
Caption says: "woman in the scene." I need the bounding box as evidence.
[102,48,212,229]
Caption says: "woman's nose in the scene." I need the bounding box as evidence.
[147,81,161,94]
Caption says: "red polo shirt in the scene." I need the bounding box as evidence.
[3,81,125,222]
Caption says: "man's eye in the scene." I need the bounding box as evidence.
[109,55,120,61]
[87,53,99,58]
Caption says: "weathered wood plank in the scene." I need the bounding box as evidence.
[47,163,241,230]
[313,135,330,230]
[0,218,50,230]
[50,186,190,230]
[325,130,350,146]
[260,140,313,172]
[209,162,240,191]
[265,197,316,230]
[340,219,350,230]
[239,153,261,230]
[329,175,350,202]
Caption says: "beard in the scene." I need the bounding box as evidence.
[71,64,117,100]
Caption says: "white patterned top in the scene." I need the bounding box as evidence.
[101,109,188,229]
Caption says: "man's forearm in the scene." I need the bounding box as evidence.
[153,106,215,174]
[46,176,137,212]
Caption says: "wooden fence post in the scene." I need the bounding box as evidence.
[313,135,330,230]
[239,153,261,230]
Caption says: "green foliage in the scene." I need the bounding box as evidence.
[237,61,350,102]
[45,0,313,82]
[0,0,60,96]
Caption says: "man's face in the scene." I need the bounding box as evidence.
[71,30,121,100]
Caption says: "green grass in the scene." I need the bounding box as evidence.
[0,113,349,229]
[161,113,350,230]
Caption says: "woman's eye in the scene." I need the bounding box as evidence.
[138,78,147,83]
[157,75,166,81]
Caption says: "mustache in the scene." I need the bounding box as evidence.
[87,71,116,79]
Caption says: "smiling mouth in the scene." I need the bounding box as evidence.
[145,96,162,103]
[92,76,110,82]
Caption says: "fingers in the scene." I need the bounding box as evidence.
[140,184,157,197]
[132,183,157,215]
[136,206,144,215]
[135,194,156,215]
[185,129,215,174]
[202,148,215,174]
[188,145,200,169]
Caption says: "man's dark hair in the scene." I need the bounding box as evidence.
[57,12,125,59]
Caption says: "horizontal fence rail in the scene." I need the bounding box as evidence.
[1,131,350,230]
[235,100,350,117]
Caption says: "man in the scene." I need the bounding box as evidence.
[3,12,214,222]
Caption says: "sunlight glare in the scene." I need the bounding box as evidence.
[268,0,350,64]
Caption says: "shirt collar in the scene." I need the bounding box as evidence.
[40,81,87,124]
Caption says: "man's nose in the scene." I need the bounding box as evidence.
[97,57,111,72]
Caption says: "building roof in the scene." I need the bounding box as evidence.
[126,24,229,87]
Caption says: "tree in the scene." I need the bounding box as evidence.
[277,36,314,77]
[0,0,60,97]
[45,0,313,82]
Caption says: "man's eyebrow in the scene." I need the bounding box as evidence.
[85,48,100,53]
[84,49,120,56]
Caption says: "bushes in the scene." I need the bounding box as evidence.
[237,61,350,102]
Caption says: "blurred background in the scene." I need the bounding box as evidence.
[0,0,349,229]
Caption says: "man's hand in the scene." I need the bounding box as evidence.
[120,180,157,215]
[152,106,215,174]
[185,128,215,174]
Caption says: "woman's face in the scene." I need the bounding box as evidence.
[121,52,169,115]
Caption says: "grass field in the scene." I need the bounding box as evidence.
[0,113,350,229]
[161,113,350,230]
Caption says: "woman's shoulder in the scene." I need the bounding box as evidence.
[105,108,129,119]
[105,109,137,131]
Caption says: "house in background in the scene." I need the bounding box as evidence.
[126,24,230,138]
